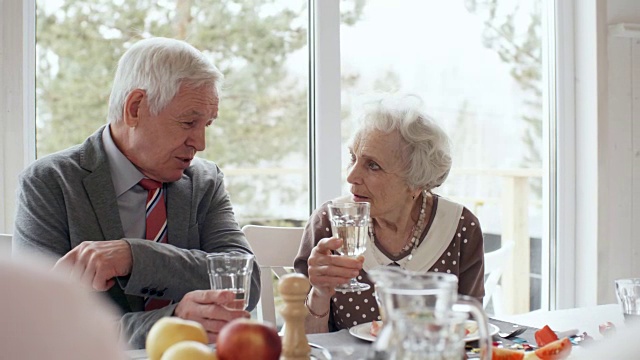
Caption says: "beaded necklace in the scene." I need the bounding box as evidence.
[370,189,429,264]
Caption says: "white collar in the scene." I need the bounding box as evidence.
[363,197,464,272]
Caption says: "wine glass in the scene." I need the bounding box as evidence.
[327,202,371,292]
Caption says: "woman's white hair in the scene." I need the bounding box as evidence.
[350,94,452,191]
[107,37,223,123]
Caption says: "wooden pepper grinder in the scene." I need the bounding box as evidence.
[278,273,311,360]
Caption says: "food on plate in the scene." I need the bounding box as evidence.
[216,318,281,360]
[160,341,217,360]
[533,337,572,359]
[464,321,479,336]
[368,319,480,337]
[534,325,559,347]
[370,320,383,337]
[493,337,572,360]
[492,347,525,360]
[523,352,540,360]
[146,317,208,360]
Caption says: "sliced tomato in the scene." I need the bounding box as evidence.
[534,337,572,360]
[534,325,559,347]
[369,320,382,337]
[492,347,525,360]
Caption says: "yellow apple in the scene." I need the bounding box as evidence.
[146,317,208,360]
[160,341,217,360]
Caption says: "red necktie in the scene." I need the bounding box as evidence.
[139,179,168,244]
[139,179,171,311]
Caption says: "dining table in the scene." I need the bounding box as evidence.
[301,304,626,359]
[495,303,624,339]
[126,303,626,359]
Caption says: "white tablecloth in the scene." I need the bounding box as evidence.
[126,329,370,360]
[127,304,628,359]
[495,303,624,339]
[495,303,633,358]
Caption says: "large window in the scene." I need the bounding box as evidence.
[338,0,549,315]
[35,0,313,226]
[2,0,563,315]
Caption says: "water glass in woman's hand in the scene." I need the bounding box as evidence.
[327,202,371,292]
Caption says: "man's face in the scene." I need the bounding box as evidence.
[125,84,219,182]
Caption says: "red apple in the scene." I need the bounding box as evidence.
[216,319,281,360]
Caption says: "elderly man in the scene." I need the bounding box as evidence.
[13,37,260,348]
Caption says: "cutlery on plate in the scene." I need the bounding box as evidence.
[556,329,578,338]
[497,327,527,339]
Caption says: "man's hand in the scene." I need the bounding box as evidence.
[174,290,250,343]
[53,240,133,291]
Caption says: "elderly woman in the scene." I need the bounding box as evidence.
[294,95,485,333]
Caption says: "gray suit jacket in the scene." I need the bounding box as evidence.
[12,126,261,348]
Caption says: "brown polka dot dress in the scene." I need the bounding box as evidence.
[293,195,485,332]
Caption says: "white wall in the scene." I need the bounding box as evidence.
[597,0,640,304]
[568,0,640,308]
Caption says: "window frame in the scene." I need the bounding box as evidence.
[0,0,36,232]
[310,0,343,207]
[553,0,578,310]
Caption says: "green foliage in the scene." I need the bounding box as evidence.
[36,0,308,164]
[36,0,364,220]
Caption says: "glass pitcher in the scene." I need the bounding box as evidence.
[367,267,492,360]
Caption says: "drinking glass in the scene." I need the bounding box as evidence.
[207,252,254,310]
[615,278,640,324]
[327,202,371,292]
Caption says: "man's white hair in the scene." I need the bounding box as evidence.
[107,37,223,123]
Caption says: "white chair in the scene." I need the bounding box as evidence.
[483,241,514,317]
[0,234,12,258]
[241,225,304,325]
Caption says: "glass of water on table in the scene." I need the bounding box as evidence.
[207,252,254,310]
[327,202,371,292]
[615,278,640,324]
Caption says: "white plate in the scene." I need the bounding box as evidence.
[348,321,500,343]
[465,322,500,342]
[349,322,378,342]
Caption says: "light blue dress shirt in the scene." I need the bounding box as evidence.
[101,125,147,240]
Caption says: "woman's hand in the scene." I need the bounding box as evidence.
[307,237,364,299]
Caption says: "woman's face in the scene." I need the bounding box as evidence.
[347,129,416,219]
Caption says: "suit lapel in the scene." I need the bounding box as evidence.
[78,127,132,312]
[166,175,192,247]
[83,167,125,241]
[80,126,125,241]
